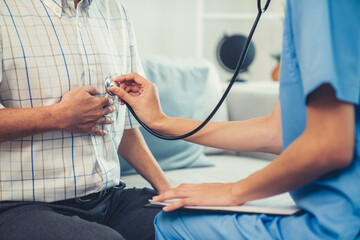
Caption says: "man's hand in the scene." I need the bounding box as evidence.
[57,86,115,136]
[152,183,242,212]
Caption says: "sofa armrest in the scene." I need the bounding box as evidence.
[224,82,279,161]
[225,82,279,121]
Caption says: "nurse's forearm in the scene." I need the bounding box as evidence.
[231,87,355,203]
[230,131,348,203]
[154,117,279,154]
[152,101,282,154]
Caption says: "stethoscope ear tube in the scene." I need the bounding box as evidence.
[118,0,271,140]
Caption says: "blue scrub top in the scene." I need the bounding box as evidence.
[154,1,360,239]
[280,0,360,238]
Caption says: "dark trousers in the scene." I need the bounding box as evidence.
[0,187,160,240]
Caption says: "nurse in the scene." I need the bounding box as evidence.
[109,0,360,239]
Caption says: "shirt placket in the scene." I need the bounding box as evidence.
[75,2,93,86]
[75,1,110,191]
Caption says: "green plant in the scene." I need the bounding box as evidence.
[271,53,281,62]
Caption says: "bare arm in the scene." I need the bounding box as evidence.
[118,128,173,194]
[153,85,355,211]
[0,86,115,142]
[153,101,282,154]
[109,73,283,154]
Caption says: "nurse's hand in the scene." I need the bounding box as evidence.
[152,182,243,212]
[108,73,167,128]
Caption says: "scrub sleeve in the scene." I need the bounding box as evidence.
[154,1,360,239]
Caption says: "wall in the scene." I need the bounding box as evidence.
[121,0,285,82]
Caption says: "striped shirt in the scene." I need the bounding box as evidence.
[0,0,142,202]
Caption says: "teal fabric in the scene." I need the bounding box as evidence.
[280,1,360,239]
[120,57,213,175]
[154,1,360,239]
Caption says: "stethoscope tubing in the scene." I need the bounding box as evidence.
[124,0,271,140]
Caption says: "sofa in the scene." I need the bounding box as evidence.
[121,56,279,190]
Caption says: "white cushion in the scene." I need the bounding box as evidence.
[122,154,269,189]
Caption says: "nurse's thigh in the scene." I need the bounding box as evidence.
[154,210,278,240]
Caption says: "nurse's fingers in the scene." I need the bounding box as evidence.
[112,73,148,86]
[108,87,134,105]
[162,199,189,212]
[153,188,190,203]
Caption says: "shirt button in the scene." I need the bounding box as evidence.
[88,65,94,72]
[55,7,62,16]
[78,21,83,28]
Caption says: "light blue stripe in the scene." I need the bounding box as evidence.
[3,0,36,200]
[121,4,134,129]
[28,9,58,200]
[31,136,35,200]
[41,1,77,196]
[127,108,133,128]
[41,1,71,90]
[94,136,108,189]
[95,0,108,29]
[51,131,56,200]
[3,52,130,62]
[116,101,120,121]
[0,165,119,183]
[3,62,14,106]
[92,2,110,187]
[71,135,76,197]
[9,141,13,200]
[3,0,33,108]
[0,132,120,143]
[0,14,126,21]
[50,0,62,9]
[7,134,94,142]
[78,30,91,85]
[0,92,105,102]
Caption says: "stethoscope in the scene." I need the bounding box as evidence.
[105,0,271,140]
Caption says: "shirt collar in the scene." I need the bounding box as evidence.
[42,0,63,18]
[42,0,94,18]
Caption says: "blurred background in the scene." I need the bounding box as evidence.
[122,0,286,82]
[119,0,284,176]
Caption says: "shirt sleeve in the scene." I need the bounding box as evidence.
[122,5,143,129]
[290,0,360,105]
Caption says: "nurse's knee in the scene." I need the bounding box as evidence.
[154,210,178,228]
[154,211,182,236]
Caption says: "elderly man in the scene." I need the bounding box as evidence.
[0,1,172,239]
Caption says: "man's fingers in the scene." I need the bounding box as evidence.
[102,105,116,115]
[89,127,107,136]
[97,116,114,125]
[83,85,100,95]
[100,97,113,107]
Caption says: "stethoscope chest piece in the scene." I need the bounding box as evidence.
[105,74,119,96]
